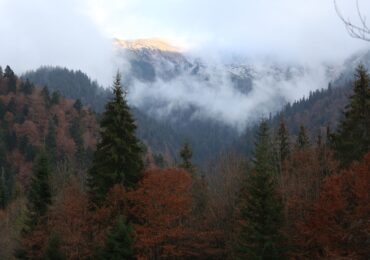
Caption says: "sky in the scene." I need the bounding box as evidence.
[0,0,369,85]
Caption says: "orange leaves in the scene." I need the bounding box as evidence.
[294,152,370,259]
[127,168,193,258]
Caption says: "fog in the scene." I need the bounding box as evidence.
[0,0,369,127]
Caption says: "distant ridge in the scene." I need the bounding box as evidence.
[115,38,183,53]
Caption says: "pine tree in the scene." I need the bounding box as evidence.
[88,72,143,205]
[237,120,286,259]
[97,216,134,260]
[0,66,3,78]
[274,115,290,175]
[44,233,66,260]
[179,141,195,174]
[73,99,83,112]
[45,119,57,164]
[4,65,17,93]
[331,64,370,167]
[41,86,51,107]
[51,91,61,105]
[296,125,310,149]
[0,168,6,209]
[24,150,52,232]
[20,79,34,95]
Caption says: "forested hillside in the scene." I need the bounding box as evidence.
[23,67,238,166]
[1,62,369,259]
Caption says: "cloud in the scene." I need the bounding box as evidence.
[126,57,331,130]
[0,0,115,85]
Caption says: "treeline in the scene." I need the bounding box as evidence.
[0,65,98,215]
[0,65,369,259]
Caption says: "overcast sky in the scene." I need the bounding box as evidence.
[0,0,369,85]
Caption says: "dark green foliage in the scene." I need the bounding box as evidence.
[25,151,52,232]
[97,216,134,260]
[179,141,195,173]
[45,119,57,164]
[5,131,17,151]
[20,79,34,95]
[7,97,17,114]
[51,91,61,105]
[73,99,83,112]
[0,66,3,78]
[0,101,5,119]
[4,65,17,93]
[277,116,290,162]
[41,86,51,107]
[237,120,286,260]
[69,118,84,162]
[44,233,66,260]
[23,66,111,113]
[296,125,310,149]
[88,73,143,205]
[0,168,5,209]
[331,64,370,167]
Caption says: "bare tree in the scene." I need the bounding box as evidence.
[335,0,370,41]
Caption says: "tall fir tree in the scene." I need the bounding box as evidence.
[331,64,370,167]
[237,120,286,259]
[0,66,3,78]
[24,150,52,232]
[45,119,57,165]
[179,141,195,174]
[0,168,6,209]
[296,124,310,149]
[97,216,134,260]
[4,65,17,93]
[88,72,143,205]
[44,233,66,260]
[274,115,290,175]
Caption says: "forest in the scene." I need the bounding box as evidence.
[0,61,368,259]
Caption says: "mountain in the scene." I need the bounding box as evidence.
[0,66,99,207]
[22,40,370,166]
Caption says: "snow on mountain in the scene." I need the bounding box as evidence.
[114,38,350,129]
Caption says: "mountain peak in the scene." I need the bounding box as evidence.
[115,38,183,53]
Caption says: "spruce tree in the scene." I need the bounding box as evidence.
[0,66,3,78]
[45,119,57,165]
[88,72,143,205]
[0,168,6,209]
[237,120,285,259]
[331,64,370,167]
[73,99,83,112]
[179,141,195,174]
[4,65,16,93]
[296,124,310,149]
[97,216,134,260]
[44,233,66,260]
[24,150,52,232]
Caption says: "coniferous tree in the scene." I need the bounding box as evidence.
[0,168,6,209]
[45,119,57,164]
[0,66,3,78]
[51,91,61,105]
[73,99,83,112]
[277,116,290,162]
[88,72,143,205]
[6,97,17,114]
[44,233,66,260]
[41,86,51,107]
[179,141,195,174]
[237,120,286,259]
[69,118,84,163]
[4,65,16,93]
[331,64,370,167]
[97,216,134,260]
[24,151,52,232]
[296,125,310,149]
[20,79,34,95]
